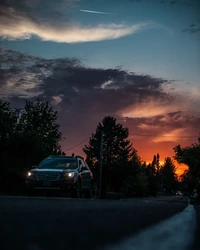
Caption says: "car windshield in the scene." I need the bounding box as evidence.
[37,158,77,169]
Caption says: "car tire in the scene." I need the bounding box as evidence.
[84,182,93,199]
[71,181,81,198]
[84,189,92,199]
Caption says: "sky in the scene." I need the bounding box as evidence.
[0,0,200,175]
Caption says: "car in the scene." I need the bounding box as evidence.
[175,191,183,196]
[25,155,93,198]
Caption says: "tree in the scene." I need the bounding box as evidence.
[152,153,161,173]
[0,100,19,166]
[121,153,148,197]
[173,137,200,189]
[160,157,178,193]
[179,170,193,193]
[0,99,63,194]
[83,116,134,194]
[145,154,161,195]
[83,116,133,164]
[16,99,62,168]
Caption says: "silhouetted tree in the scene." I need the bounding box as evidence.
[16,99,62,168]
[83,116,134,195]
[146,162,157,196]
[160,157,178,193]
[121,152,148,197]
[0,99,63,194]
[179,170,193,193]
[0,100,19,166]
[146,154,161,195]
[83,116,133,164]
[174,136,200,192]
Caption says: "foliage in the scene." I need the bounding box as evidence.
[16,100,62,168]
[83,116,135,195]
[120,151,148,197]
[160,157,178,193]
[0,100,19,160]
[0,99,63,194]
[173,137,200,189]
[145,154,161,195]
[83,116,134,165]
[179,170,194,193]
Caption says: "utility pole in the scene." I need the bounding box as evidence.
[99,130,104,199]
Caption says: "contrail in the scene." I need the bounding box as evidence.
[80,9,113,15]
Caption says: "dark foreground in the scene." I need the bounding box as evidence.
[0,195,198,250]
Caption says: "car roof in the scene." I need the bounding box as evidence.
[47,155,84,160]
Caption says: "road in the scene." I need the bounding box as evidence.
[0,195,199,250]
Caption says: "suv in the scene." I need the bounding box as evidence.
[25,155,93,198]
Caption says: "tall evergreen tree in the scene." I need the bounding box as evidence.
[160,157,178,193]
[83,116,133,164]
[83,116,134,194]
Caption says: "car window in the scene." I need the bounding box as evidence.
[37,158,77,169]
[79,159,88,170]
[78,159,82,167]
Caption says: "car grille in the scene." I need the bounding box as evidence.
[36,173,60,181]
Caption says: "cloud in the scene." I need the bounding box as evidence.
[119,99,177,118]
[80,9,114,15]
[0,48,80,98]
[51,95,64,106]
[1,48,199,175]
[1,48,198,119]
[0,5,147,43]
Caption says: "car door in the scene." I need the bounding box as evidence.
[79,159,92,190]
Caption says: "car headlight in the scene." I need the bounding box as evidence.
[27,172,32,177]
[64,172,75,178]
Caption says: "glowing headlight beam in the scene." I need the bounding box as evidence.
[68,172,74,177]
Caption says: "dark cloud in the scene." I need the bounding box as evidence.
[0,48,170,110]
[0,48,169,129]
[0,0,78,31]
[0,0,79,15]
[0,48,199,162]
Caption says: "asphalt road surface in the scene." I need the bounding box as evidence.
[0,195,199,250]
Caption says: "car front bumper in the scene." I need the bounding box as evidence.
[25,179,75,191]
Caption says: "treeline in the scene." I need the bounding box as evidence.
[174,137,200,195]
[0,99,64,194]
[0,99,199,198]
[83,116,179,198]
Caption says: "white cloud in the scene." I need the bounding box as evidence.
[151,128,186,143]
[0,74,44,98]
[101,80,113,89]
[119,100,179,118]
[0,7,147,43]
[51,95,64,106]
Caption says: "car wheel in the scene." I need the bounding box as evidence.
[71,182,81,198]
[84,183,93,199]
[84,189,92,199]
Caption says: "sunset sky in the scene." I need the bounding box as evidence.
[0,0,200,175]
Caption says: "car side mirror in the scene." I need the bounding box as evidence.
[31,165,37,169]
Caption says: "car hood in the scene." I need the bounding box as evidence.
[31,169,76,173]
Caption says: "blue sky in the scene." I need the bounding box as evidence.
[0,0,199,174]
[1,0,199,84]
